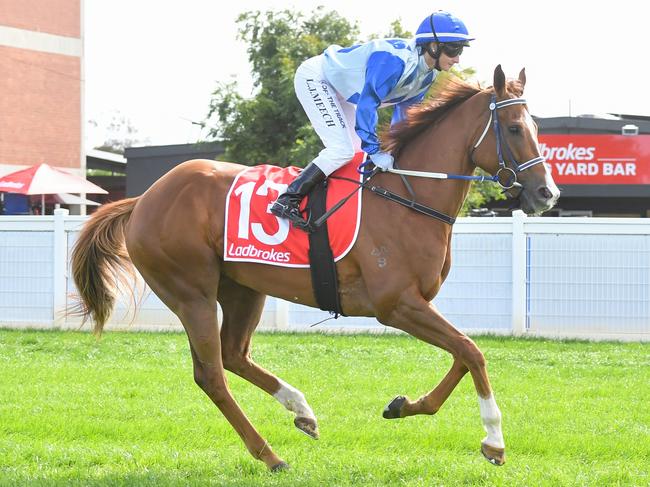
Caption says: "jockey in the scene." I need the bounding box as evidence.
[271,11,473,230]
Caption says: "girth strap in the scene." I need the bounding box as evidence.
[305,179,345,316]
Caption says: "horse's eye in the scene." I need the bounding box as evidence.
[508,125,521,135]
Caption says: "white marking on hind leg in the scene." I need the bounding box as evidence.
[273,379,316,420]
[478,393,505,449]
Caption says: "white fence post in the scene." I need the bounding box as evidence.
[511,210,527,335]
[52,208,69,327]
[274,298,289,330]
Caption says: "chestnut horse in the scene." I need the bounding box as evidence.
[71,66,559,470]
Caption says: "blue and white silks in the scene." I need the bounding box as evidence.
[293,38,435,175]
[322,38,436,155]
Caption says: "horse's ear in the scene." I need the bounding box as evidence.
[494,65,506,97]
[518,68,526,90]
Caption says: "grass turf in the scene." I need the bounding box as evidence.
[0,330,648,486]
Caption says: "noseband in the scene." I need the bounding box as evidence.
[471,94,546,189]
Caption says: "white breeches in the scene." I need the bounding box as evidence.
[294,56,361,176]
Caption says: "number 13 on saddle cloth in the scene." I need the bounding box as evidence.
[224,153,364,267]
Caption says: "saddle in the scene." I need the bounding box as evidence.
[224,154,366,315]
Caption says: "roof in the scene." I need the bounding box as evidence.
[534,115,650,134]
[124,142,224,159]
[86,149,126,174]
[86,149,126,164]
[607,113,650,123]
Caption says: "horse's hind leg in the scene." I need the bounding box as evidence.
[383,357,468,420]
[218,276,319,439]
[131,259,287,471]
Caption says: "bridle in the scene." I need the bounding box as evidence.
[470,94,546,189]
[383,93,547,190]
[355,92,549,226]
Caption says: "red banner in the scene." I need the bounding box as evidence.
[538,134,650,184]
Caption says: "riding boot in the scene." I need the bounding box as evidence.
[270,163,327,231]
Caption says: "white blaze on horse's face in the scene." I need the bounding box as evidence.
[516,109,561,215]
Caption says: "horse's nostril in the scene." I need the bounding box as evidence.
[539,187,553,199]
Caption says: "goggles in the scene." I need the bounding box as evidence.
[439,42,465,58]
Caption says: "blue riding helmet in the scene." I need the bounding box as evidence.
[415,11,474,45]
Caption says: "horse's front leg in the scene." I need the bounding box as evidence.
[380,288,506,466]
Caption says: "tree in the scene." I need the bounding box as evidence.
[205,8,358,166]
[204,8,504,212]
[89,112,149,154]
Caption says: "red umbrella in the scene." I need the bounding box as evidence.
[0,163,108,195]
[0,163,108,214]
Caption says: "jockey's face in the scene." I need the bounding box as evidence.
[437,50,460,71]
[423,42,462,72]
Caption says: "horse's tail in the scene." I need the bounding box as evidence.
[70,197,139,336]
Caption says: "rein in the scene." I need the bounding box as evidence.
[387,94,545,189]
[312,94,548,229]
[317,168,456,228]
[366,94,546,225]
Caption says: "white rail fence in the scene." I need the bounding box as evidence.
[1,209,649,341]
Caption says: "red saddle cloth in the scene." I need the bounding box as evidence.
[224,153,365,267]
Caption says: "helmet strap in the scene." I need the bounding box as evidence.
[424,43,441,71]
[427,14,442,71]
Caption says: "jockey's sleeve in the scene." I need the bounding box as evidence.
[391,92,426,126]
[355,51,404,155]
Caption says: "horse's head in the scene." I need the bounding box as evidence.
[472,65,560,215]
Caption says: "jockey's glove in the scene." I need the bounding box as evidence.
[370,152,394,171]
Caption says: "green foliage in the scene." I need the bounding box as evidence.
[1,330,648,485]
[204,8,504,210]
[460,170,507,215]
[206,8,358,166]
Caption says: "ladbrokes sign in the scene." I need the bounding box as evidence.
[538,134,650,184]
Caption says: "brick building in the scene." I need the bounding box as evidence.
[0,0,82,177]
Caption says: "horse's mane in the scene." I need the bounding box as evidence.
[382,76,523,156]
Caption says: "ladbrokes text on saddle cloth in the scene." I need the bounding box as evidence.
[224,154,364,268]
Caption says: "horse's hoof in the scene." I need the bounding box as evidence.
[270,461,290,472]
[481,441,506,466]
[294,416,319,439]
[382,395,407,419]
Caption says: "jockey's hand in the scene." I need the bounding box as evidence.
[370,152,394,171]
